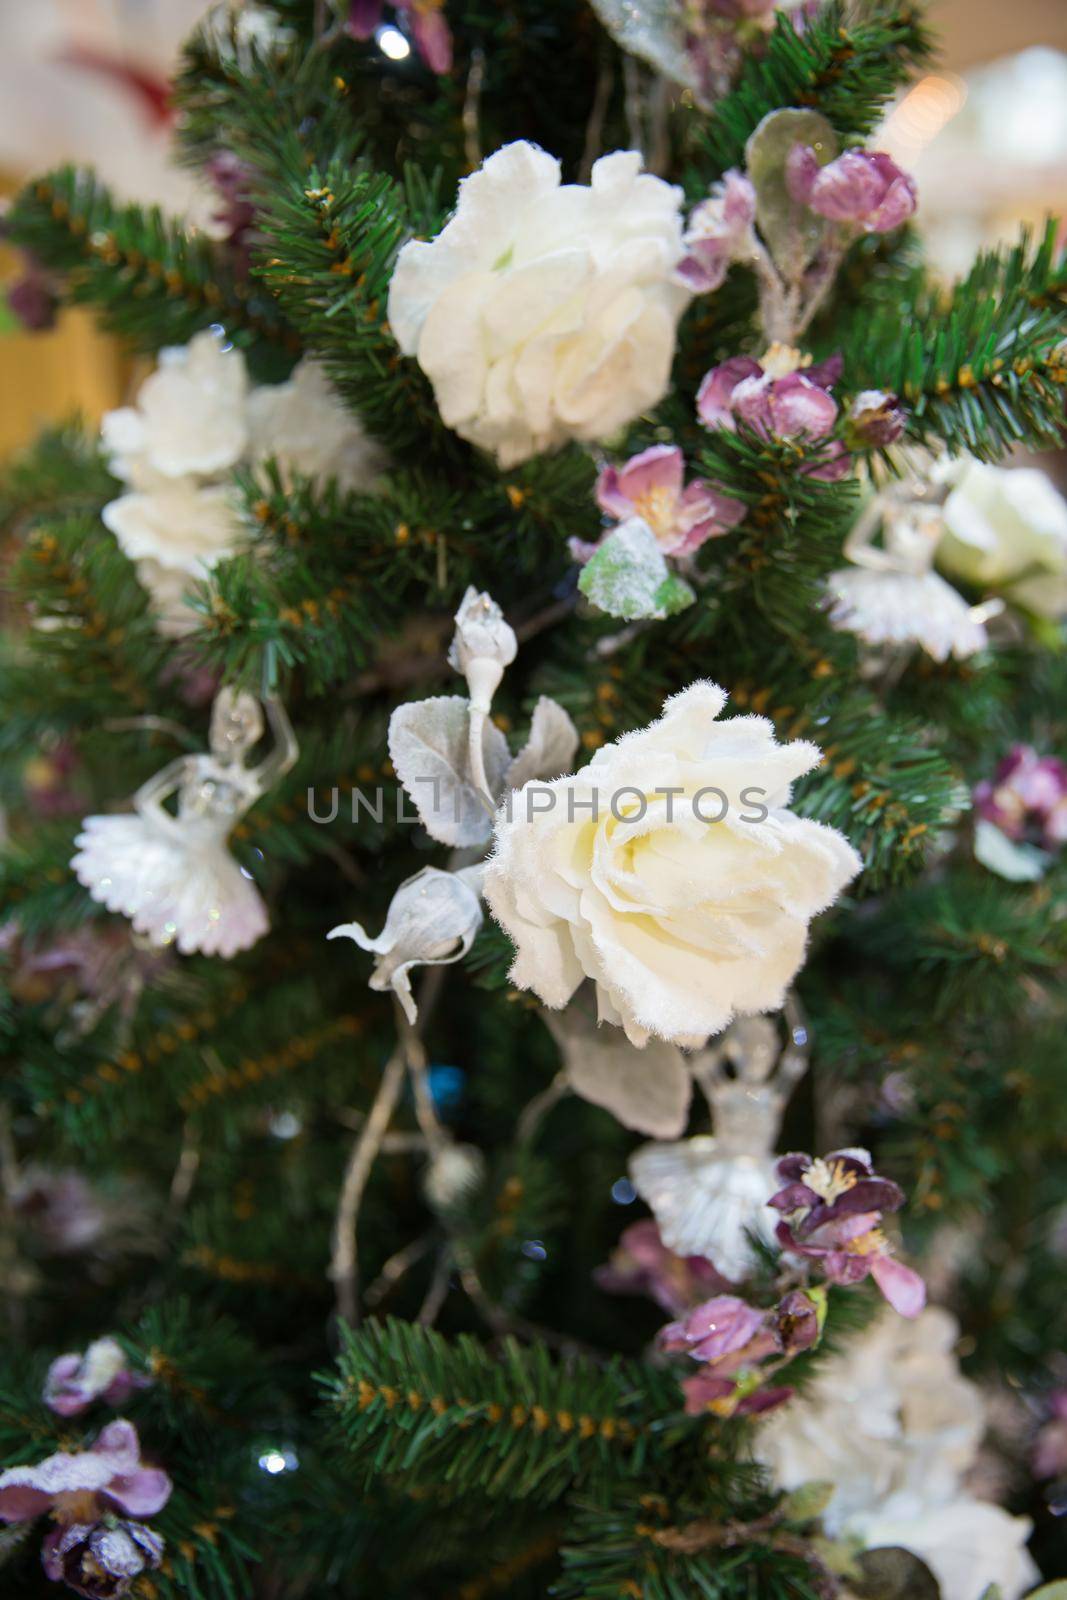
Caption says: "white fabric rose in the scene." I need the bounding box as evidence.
[938,457,1067,619]
[483,681,861,1048]
[246,358,387,492]
[754,1308,1039,1600]
[387,140,690,467]
[103,329,249,480]
[850,1499,1039,1600]
[101,338,391,635]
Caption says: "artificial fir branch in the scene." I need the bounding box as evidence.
[4,168,297,361]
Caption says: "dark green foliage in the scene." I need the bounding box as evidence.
[328,1317,682,1502]
[848,221,1067,460]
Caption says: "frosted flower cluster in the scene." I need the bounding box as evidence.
[102,332,385,635]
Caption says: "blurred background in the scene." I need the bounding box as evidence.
[1,0,1066,457]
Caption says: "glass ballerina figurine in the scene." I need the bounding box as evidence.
[630,1007,809,1281]
[72,688,297,958]
[826,467,1002,663]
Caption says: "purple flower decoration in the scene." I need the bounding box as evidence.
[45,1339,147,1419]
[769,1150,926,1318]
[787,145,918,234]
[698,348,850,481]
[0,1420,171,1525]
[658,1294,774,1365]
[774,1288,823,1355]
[207,151,258,273]
[676,170,757,294]
[681,1370,793,1418]
[346,0,453,73]
[43,1519,165,1600]
[975,745,1067,852]
[595,444,746,557]
[594,1220,727,1315]
[846,389,908,449]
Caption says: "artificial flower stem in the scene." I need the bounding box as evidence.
[467,705,498,817]
[330,1044,408,1326]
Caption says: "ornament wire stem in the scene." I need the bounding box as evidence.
[330,1044,408,1326]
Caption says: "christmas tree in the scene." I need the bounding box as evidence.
[2,1,1067,1596]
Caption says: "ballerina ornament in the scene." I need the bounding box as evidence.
[630,1004,810,1281]
[72,688,297,958]
[826,466,1002,663]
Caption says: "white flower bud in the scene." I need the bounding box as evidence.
[327,866,483,1024]
[446,587,517,712]
[422,1143,486,1213]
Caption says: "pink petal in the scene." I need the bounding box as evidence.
[616,444,685,507]
[807,440,852,482]
[786,144,820,204]
[105,1465,173,1517]
[410,7,453,73]
[594,466,634,521]
[806,353,843,391]
[675,241,729,294]
[346,0,384,38]
[697,357,763,430]
[810,151,887,222]
[866,174,918,232]
[721,169,757,230]
[870,1254,927,1318]
[767,373,838,439]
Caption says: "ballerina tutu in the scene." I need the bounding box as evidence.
[630,1135,779,1281]
[72,813,267,958]
[825,567,988,662]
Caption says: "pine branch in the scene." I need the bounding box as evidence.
[846,222,1067,460]
[254,159,451,454]
[326,1318,681,1503]
[691,0,933,188]
[4,168,297,359]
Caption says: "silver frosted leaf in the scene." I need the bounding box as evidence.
[588,0,698,93]
[506,697,580,791]
[388,695,511,848]
[542,999,691,1139]
[746,107,838,281]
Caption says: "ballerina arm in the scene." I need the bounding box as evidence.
[133,756,195,837]
[842,495,901,573]
[252,696,299,789]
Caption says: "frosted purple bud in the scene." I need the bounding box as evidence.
[42,1519,166,1599]
[847,390,907,448]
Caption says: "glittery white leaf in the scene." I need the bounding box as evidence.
[578,518,694,621]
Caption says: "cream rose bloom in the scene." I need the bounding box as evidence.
[938,457,1067,619]
[483,682,862,1047]
[387,141,691,468]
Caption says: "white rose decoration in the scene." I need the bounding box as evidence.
[483,681,862,1047]
[938,458,1067,619]
[103,329,249,479]
[246,358,388,492]
[754,1308,1040,1600]
[387,140,690,468]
